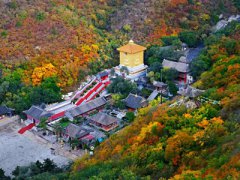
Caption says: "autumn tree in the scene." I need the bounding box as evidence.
[107,77,137,96]
[179,31,200,47]
[165,131,194,165]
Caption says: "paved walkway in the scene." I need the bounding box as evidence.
[0,119,71,177]
[31,130,86,160]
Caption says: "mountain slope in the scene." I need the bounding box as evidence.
[0,0,123,88]
[0,0,238,88]
[69,22,240,179]
[110,0,238,43]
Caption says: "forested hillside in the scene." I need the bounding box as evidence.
[0,0,238,114]
[0,0,238,87]
[0,1,239,179]
[110,0,238,44]
[0,0,120,88]
[67,22,240,179]
[11,19,239,180]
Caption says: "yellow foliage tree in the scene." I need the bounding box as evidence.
[31,63,57,85]
[165,131,194,165]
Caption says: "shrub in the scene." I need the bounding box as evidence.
[179,31,200,47]
[123,24,132,32]
[35,11,46,21]
[1,31,8,38]
[7,1,18,9]
[125,112,135,122]
[16,21,22,27]
[161,36,179,46]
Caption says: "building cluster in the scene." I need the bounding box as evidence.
[18,40,203,151]
[162,57,192,84]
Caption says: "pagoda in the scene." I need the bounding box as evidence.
[115,40,148,80]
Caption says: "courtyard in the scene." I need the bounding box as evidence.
[0,117,71,176]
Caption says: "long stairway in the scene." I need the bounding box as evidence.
[71,76,96,101]
[75,79,110,106]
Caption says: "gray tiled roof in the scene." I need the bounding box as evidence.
[24,105,53,120]
[162,59,189,73]
[178,86,205,98]
[179,56,187,63]
[65,123,90,138]
[0,105,13,115]
[98,71,108,78]
[125,93,148,109]
[67,97,107,117]
[153,81,167,88]
[186,46,204,62]
[90,112,118,126]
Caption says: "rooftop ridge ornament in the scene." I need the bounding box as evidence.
[129,39,134,44]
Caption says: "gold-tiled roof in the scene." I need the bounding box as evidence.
[117,40,146,54]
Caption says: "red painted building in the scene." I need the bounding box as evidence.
[162,58,193,84]
[24,100,76,124]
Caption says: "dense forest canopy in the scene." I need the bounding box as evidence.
[0,0,238,86]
